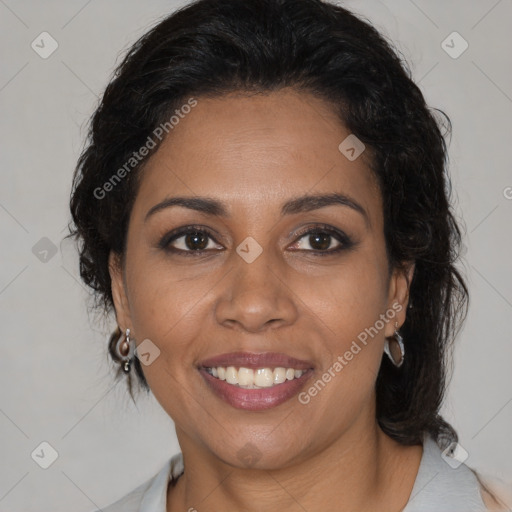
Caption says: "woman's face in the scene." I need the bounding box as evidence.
[110,88,412,469]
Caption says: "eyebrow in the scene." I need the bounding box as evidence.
[144,192,370,227]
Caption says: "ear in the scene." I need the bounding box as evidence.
[384,261,415,337]
[108,250,132,332]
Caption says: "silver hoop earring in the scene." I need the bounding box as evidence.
[115,328,135,373]
[384,322,405,368]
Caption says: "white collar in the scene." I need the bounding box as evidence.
[138,452,184,511]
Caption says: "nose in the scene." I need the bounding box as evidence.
[214,249,299,333]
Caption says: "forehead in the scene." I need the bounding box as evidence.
[132,89,381,222]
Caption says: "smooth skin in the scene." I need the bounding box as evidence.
[109,88,423,512]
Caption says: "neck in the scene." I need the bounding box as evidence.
[167,410,422,512]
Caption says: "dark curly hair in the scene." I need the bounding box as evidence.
[67,0,469,450]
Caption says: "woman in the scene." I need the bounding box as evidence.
[67,0,508,510]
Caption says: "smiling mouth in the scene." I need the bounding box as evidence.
[198,352,315,410]
[203,366,311,389]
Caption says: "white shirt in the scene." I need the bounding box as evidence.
[93,434,487,511]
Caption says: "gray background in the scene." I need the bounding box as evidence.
[0,0,511,510]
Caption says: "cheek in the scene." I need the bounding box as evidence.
[127,260,211,347]
[290,263,390,437]
[124,260,216,416]
[294,250,390,333]
[290,251,390,400]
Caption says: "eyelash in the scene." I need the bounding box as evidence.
[158,223,355,257]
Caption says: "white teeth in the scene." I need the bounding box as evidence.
[254,368,274,387]
[225,366,238,385]
[273,367,287,384]
[238,367,254,387]
[206,366,307,388]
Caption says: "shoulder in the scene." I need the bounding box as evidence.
[91,476,155,512]
[88,455,183,512]
[403,435,492,511]
[477,474,512,511]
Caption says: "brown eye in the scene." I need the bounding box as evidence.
[159,226,224,255]
[183,231,209,250]
[306,232,334,251]
[289,224,355,255]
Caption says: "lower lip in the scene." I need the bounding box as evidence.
[199,368,313,411]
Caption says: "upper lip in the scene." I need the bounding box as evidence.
[199,352,314,370]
